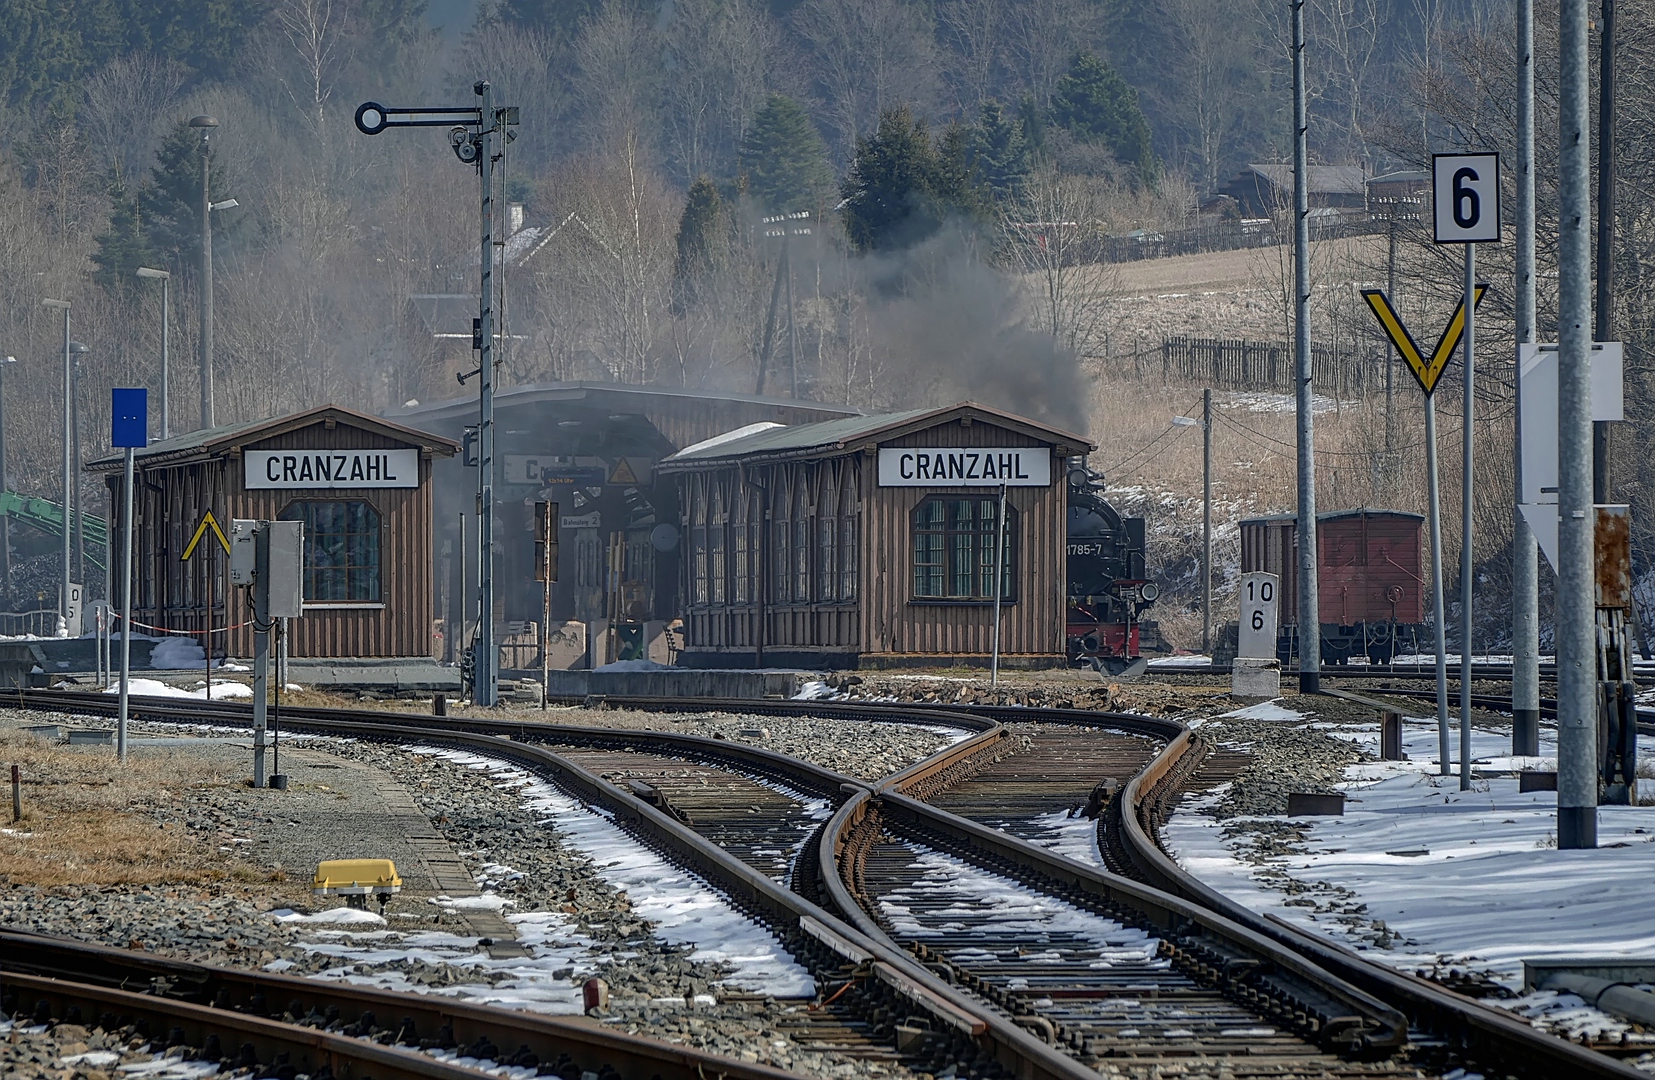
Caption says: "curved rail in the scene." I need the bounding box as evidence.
[10,687,1645,1077]
[0,930,798,1080]
[1112,711,1649,1079]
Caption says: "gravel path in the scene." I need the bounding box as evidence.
[0,708,932,1078]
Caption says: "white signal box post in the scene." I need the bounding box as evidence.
[1232,571,1281,699]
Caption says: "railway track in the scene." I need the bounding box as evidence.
[1,687,1646,1078]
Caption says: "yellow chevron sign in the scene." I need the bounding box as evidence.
[1361,284,1488,395]
[182,510,231,561]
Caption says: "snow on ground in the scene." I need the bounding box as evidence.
[1146,654,1213,669]
[1165,717,1655,989]
[150,635,208,669]
[1021,809,1106,868]
[102,677,252,700]
[414,747,815,999]
[879,845,1158,962]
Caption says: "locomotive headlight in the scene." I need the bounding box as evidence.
[1139,582,1160,602]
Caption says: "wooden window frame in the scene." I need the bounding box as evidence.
[908,495,1017,604]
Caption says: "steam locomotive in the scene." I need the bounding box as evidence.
[1065,465,1157,673]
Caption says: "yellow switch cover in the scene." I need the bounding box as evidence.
[313,859,403,892]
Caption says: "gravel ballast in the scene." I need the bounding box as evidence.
[0,708,940,1078]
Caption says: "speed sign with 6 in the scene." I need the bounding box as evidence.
[1432,152,1501,244]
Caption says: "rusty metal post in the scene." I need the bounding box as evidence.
[1595,506,1637,804]
[10,763,18,822]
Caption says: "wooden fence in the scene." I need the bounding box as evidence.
[1159,336,1389,399]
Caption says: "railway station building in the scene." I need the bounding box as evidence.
[86,406,458,660]
[655,402,1094,669]
[388,382,860,668]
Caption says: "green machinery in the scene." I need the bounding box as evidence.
[0,491,107,571]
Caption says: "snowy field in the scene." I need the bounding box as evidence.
[1166,704,1655,992]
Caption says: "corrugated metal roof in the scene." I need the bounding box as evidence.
[86,405,458,471]
[665,408,935,462]
[660,401,1093,468]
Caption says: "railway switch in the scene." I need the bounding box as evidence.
[312,859,402,910]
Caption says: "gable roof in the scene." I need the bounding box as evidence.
[658,402,1093,471]
[86,405,459,472]
[387,380,863,427]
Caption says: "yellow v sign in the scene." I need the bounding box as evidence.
[181,510,231,561]
[1361,284,1488,395]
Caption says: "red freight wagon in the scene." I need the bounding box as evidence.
[1240,509,1426,664]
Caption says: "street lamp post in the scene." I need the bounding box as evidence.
[41,299,71,618]
[0,355,14,587]
[189,115,237,432]
[136,268,171,439]
[69,342,87,588]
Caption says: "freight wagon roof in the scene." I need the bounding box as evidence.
[1240,508,1426,527]
[658,402,1094,470]
[85,405,459,472]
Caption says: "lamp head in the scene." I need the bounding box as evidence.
[3,356,15,364]
[68,341,89,355]
[136,267,169,280]
[40,298,69,310]
[188,115,219,129]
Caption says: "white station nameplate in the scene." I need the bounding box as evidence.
[245,449,419,489]
[877,447,1050,487]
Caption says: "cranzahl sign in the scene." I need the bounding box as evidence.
[876,447,1051,487]
[244,449,419,489]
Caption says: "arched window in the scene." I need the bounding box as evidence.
[690,477,708,605]
[910,497,1015,601]
[278,500,382,602]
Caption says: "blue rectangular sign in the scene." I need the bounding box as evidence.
[111,388,148,448]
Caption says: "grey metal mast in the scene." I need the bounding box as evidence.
[1512,0,1541,756]
[1291,0,1320,691]
[475,80,499,707]
[1556,0,1597,848]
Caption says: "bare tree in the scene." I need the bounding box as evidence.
[1162,0,1258,191]
[1003,0,1099,108]
[571,0,662,157]
[661,0,780,185]
[273,0,345,136]
[1003,165,1120,357]
[791,0,938,160]
[80,54,190,182]
[936,0,1002,110]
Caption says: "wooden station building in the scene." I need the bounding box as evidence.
[86,406,457,660]
[657,402,1094,669]
[388,382,860,666]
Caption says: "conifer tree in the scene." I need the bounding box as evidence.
[1051,52,1157,179]
[740,95,834,214]
[91,172,158,289]
[967,100,1031,204]
[839,108,992,253]
[673,176,729,314]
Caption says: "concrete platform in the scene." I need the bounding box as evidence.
[527,667,808,701]
[278,658,461,693]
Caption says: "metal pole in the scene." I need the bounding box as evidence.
[200,134,214,431]
[72,360,82,588]
[475,81,499,707]
[1594,0,1614,504]
[160,276,170,440]
[117,446,134,763]
[1459,244,1476,791]
[1512,0,1541,758]
[785,235,799,398]
[251,523,268,788]
[1291,0,1320,691]
[1557,0,1597,849]
[1202,388,1212,654]
[60,310,71,622]
[1,360,10,587]
[1426,395,1450,773]
[1385,217,1397,476]
[542,502,551,710]
[991,482,1007,687]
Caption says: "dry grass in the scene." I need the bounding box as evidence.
[0,730,257,887]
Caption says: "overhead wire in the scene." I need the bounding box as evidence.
[1102,398,1202,476]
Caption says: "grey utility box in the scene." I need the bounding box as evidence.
[264,520,305,618]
